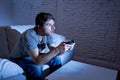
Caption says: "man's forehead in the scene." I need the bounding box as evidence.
[45,19,54,24]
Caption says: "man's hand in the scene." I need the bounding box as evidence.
[69,43,75,50]
[57,42,75,54]
[56,42,65,54]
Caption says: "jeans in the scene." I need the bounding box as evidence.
[9,56,62,80]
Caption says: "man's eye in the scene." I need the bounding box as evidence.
[45,23,51,26]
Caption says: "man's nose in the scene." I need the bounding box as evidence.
[52,25,55,30]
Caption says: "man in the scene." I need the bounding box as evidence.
[9,12,75,80]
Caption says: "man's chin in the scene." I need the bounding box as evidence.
[48,32,54,35]
[44,33,52,36]
[49,33,53,35]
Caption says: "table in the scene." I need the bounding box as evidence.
[46,60,117,80]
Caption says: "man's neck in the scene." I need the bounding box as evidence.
[38,35,43,42]
[34,27,43,41]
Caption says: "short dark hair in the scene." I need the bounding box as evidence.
[35,12,55,26]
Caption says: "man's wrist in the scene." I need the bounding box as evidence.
[55,48,60,54]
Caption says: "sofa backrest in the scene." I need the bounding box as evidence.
[0,25,66,59]
[10,25,66,47]
[10,25,34,33]
[0,26,21,58]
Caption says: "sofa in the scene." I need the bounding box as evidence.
[0,25,74,80]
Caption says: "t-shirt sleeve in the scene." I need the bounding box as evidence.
[47,36,54,45]
[24,31,38,51]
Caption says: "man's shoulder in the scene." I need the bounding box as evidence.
[24,28,39,41]
[25,28,37,36]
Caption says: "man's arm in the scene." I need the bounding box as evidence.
[27,42,75,65]
[28,47,60,65]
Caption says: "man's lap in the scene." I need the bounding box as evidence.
[9,56,62,79]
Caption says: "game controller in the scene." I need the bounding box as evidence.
[64,40,75,44]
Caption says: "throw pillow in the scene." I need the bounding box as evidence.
[0,27,10,58]
[5,27,21,53]
[0,58,23,79]
[49,33,65,47]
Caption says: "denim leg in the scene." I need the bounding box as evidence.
[9,57,42,80]
[46,56,62,73]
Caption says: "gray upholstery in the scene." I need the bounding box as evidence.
[0,27,9,58]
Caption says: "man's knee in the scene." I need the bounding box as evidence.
[50,56,62,66]
[25,65,42,80]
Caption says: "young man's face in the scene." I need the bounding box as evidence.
[42,19,55,35]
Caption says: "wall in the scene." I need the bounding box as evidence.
[60,0,120,70]
[13,0,57,25]
[1,0,120,70]
[0,0,13,25]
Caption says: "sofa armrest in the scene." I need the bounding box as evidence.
[58,50,74,65]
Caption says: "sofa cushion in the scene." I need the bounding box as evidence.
[0,27,9,58]
[0,58,24,79]
[10,25,34,33]
[5,27,21,53]
[49,33,65,47]
[2,74,26,80]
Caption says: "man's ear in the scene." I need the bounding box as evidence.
[37,25,43,29]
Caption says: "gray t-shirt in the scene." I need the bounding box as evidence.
[10,28,53,58]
